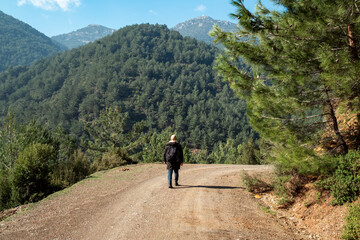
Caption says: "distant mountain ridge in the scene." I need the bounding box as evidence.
[172,16,237,44]
[52,24,116,49]
[50,16,237,49]
[0,12,236,73]
[0,10,64,72]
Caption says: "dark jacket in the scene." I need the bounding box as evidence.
[163,141,184,170]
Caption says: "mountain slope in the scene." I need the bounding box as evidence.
[0,10,64,72]
[0,24,254,149]
[52,24,115,49]
[172,16,237,44]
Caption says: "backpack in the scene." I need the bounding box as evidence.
[166,145,178,163]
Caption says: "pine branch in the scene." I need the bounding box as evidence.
[261,113,329,122]
[267,33,323,42]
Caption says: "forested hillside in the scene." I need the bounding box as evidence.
[0,23,255,150]
[0,10,65,72]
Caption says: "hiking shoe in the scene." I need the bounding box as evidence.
[169,185,173,188]
[175,182,179,186]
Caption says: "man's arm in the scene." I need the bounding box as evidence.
[163,145,168,164]
[178,144,184,165]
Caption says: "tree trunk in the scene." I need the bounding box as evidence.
[325,90,348,155]
[348,24,359,61]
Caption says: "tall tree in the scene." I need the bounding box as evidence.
[82,107,145,159]
[211,0,360,160]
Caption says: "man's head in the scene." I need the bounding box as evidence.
[170,134,177,142]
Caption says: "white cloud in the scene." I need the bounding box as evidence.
[149,9,158,16]
[17,0,27,6]
[17,0,81,11]
[195,4,206,12]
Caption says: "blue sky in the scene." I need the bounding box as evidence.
[0,0,277,37]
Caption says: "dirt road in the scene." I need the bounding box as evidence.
[0,164,304,240]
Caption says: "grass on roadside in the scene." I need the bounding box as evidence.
[258,203,277,217]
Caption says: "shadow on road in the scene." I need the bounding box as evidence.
[173,185,245,190]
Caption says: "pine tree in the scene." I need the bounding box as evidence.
[211,0,360,158]
[82,107,145,159]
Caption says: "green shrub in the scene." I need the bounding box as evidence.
[342,204,360,240]
[0,116,81,210]
[242,171,259,192]
[273,175,294,206]
[12,143,56,203]
[241,171,272,193]
[188,149,211,164]
[142,127,173,163]
[91,148,133,171]
[0,170,13,211]
[50,149,91,189]
[209,139,240,164]
[330,174,359,205]
[317,150,360,205]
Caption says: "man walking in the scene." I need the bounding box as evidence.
[163,134,184,188]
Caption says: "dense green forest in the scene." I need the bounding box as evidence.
[0,113,89,210]
[0,11,65,72]
[0,23,256,150]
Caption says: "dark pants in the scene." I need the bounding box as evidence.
[168,169,179,186]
